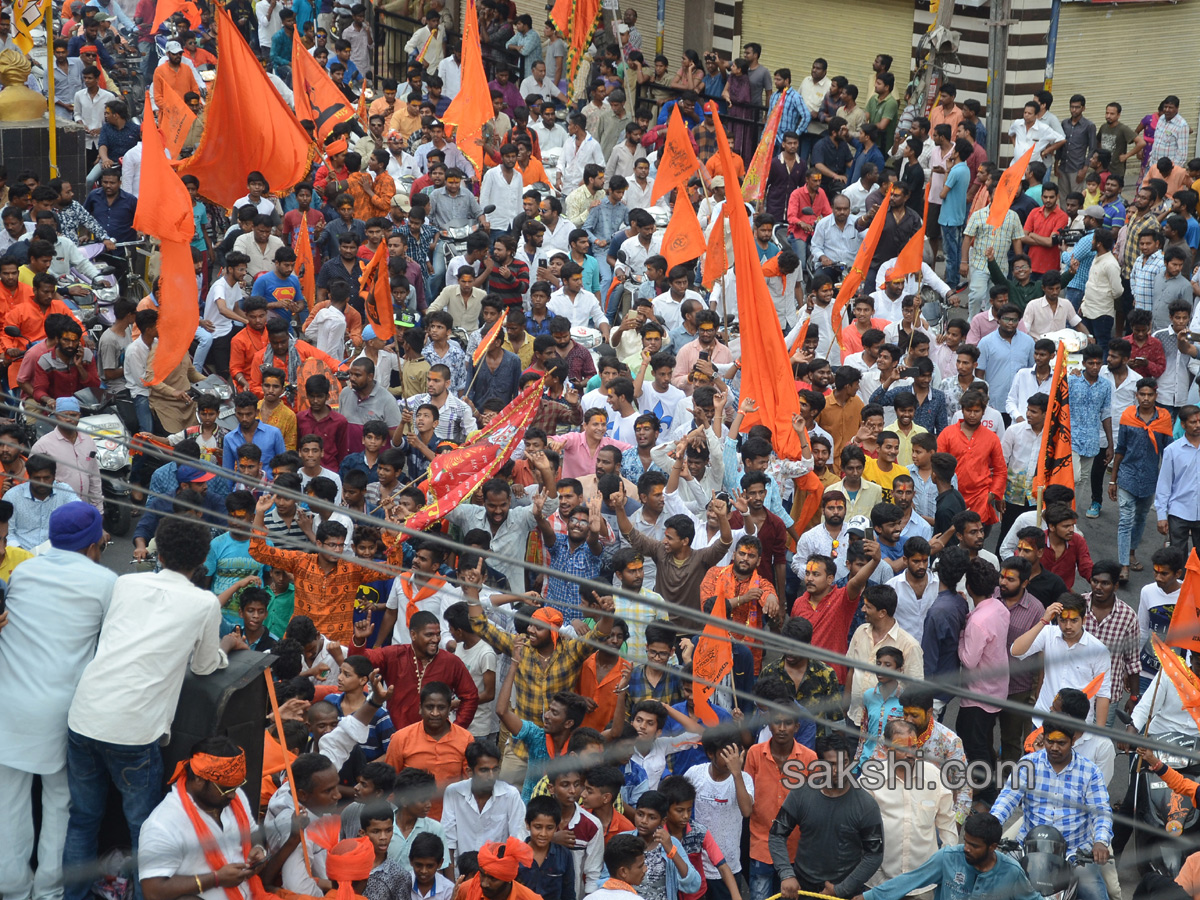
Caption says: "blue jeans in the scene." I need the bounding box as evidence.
[941,224,963,291]
[1117,487,1154,566]
[132,394,153,433]
[967,266,991,316]
[1072,859,1111,900]
[62,730,163,900]
[1082,314,1114,356]
[749,859,779,900]
[1065,286,1085,310]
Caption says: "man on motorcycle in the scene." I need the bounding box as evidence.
[856,813,1041,900]
[990,719,1114,900]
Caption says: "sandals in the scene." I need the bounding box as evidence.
[1129,557,1144,572]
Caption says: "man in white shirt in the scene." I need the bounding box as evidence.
[811,196,862,273]
[1008,101,1065,161]
[436,48,461,98]
[623,158,663,212]
[1012,593,1111,726]
[652,268,704,332]
[557,113,605,195]
[842,165,880,216]
[72,68,116,159]
[256,0,284,51]
[479,144,524,233]
[441,744,528,866]
[549,262,609,338]
[532,102,568,154]
[520,61,565,105]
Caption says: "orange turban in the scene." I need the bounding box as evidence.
[326,138,349,156]
[170,750,247,787]
[531,607,564,646]
[325,838,376,900]
[478,837,534,882]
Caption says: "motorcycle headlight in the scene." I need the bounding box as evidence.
[98,446,130,470]
[1158,752,1192,769]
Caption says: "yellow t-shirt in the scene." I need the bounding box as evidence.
[893,422,929,467]
[864,457,903,502]
[0,545,35,583]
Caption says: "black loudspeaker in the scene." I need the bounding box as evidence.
[0,121,88,187]
[162,649,275,796]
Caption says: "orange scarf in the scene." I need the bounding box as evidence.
[171,780,269,900]
[401,573,447,628]
[601,879,640,894]
[1119,404,1173,440]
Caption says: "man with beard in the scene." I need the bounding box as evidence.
[385,682,474,821]
[536,494,606,617]
[600,549,659,661]
[0,424,28,495]
[338,357,402,429]
[458,837,544,900]
[3,455,80,550]
[858,812,1039,900]
[579,445,638,506]
[700,533,778,689]
[441,745,528,871]
[792,491,850,582]
[248,319,342,398]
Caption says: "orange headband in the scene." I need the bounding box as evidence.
[532,607,564,646]
[479,837,534,881]
[170,751,247,786]
[327,138,349,155]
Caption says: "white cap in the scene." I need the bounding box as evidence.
[617,23,629,33]
[165,40,183,53]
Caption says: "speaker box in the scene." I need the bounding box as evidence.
[0,121,88,187]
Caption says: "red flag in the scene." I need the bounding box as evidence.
[549,0,601,87]
[442,0,493,179]
[1168,550,1200,653]
[651,105,701,205]
[175,6,315,210]
[701,207,728,290]
[294,219,316,311]
[156,80,197,159]
[705,101,803,460]
[472,316,506,366]
[660,195,705,272]
[831,184,893,350]
[291,25,356,145]
[987,145,1035,227]
[358,242,395,344]
[890,182,930,282]
[1153,634,1200,731]
[741,94,785,203]
[402,378,546,538]
[693,589,734,726]
[1032,343,1075,496]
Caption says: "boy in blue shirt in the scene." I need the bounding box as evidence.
[251,246,305,328]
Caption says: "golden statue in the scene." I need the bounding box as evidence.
[0,48,48,121]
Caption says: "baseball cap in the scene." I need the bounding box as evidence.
[1083,204,1106,220]
[845,515,871,537]
[165,40,183,53]
[177,464,216,484]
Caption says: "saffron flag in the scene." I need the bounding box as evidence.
[987,145,1035,228]
[651,105,701,205]
[175,5,315,210]
[442,0,493,179]
[153,0,201,30]
[294,220,316,313]
[472,317,505,367]
[701,207,728,290]
[12,0,46,54]
[1024,672,1107,752]
[358,242,395,344]
[156,80,197,159]
[890,182,930,282]
[402,378,545,538]
[1032,342,1074,497]
[693,588,734,726]
[660,195,705,272]
[356,86,369,130]
[549,0,601,88]
[741,93,786,203]
[705,101,803,460]
[831,184,892,350]
[1152,633,1200,731]
[291,25,356,145]
[134,92,195,244]
[1168,549,1200,653]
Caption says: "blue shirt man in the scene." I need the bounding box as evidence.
[222,410,286,475]
[976,313,1035,421]
[252,267,306,327]
[85,181,138,243]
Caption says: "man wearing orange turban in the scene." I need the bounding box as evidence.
[456,838,545,900]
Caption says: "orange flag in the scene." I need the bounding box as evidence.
[472,316,506,366]
[660,195,705,272]
[153,0,200,30]
[741,94,785,203]
[701,207,728,290]
[987,145,1035,228]
[1024,672,1107,752]
[1168,549,1200,653]
[831,184,892,351]
[134,90,198,387]
[156,80,197,159]
[291,25,356,145]
[356,86,368,130]
[1032,343,1075,496]
[890,182,930,282]
[442,0,493,179]
[358,242,394,343]
[1152,633,1200,731]
[693,588,734,726]
[549,0,601,87]
[294,219,316,310]
[705,101,803,460]
[652,105,701,206]
[175,5,315,210]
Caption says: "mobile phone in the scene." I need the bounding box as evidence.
[864,526,874,542]
[1132,357,1148,367]
[1188,332,1200,343]
[699,350,711,362]
[901,366,919,378]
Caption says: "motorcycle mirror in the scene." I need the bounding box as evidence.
[3,326,21,338]
[481,205,497,215]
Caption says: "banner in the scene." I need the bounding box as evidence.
[1168,549,1200,653]
[1032,343,1074,496]
[701,207,728,290]
[741,93,785,203]
[831,184,892,350]
[1152,633,1200,731]
[153,0,201,30]
[442,0,494,179]
[12,0,47,54]
[987,145,1035,228]
[651,104,701,205]
[401,378,546,538]
[156,80,197,159]
[294,218,316,310]
[291,25,356,145]
[660,195,705,272]
[472,317,505,366]
[358,243,395,343]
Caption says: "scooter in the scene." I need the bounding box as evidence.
[189,373,239,433]
[999,825,1098,900]
[438,205,497,271]
[73,386,134,536]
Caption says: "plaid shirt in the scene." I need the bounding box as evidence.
[471,613,606,757]
[1067,375,1112,457]
[964,207,1025,272]
[757,657,844,736]
[392,222,439,269]
[529,393,584,436]
[768,88,811,145]
[421,342,471,395]
[1121,211,1161,277]
[870,385,950,434]
[1155,113,1191,167]
[1130,250,1165,312]
[543,536,604,617]
[693,121,718,163]
[57,200,111,243]
[991,748,1113,853]
[626,664,685,713]
[405,393,478,444]
[1084,595,1141,703]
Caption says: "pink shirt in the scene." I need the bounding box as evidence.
[958,595,1011,712]
[557,431,630,480]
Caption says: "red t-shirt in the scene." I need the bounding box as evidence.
[1023,205,1070,273]
[790,586,857,682]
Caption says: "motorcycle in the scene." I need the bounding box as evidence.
[998,825,1099,900]
[439,204,497,271]
[74,386,134,536]
[189,373,239,433]
[1129,730,1200,876]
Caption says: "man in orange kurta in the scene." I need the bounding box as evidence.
[348,155,395,222]
[153,42,203,110]
[935,392,1007,526]
[384,689,473,820]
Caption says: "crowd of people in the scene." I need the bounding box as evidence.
[2,4,1200,900]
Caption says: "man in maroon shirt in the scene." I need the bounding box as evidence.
[355,609,479,729]
[296,373,350,469]
[32,318,100,406]
[790,540,880,683]
[1021,183,1070,276]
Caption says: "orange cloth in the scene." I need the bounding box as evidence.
[442,0,497,178]
[383,721,473,820]
[706,152,744,181]
[520,156,551,186]
[578,655,630,730]
[479,837,533,880]
[987,146,1035,227]
[176,5,314,210]
[0,281,33,323]
[660,195,706,272]
[291,27,356,145]
[745,739,815,864]
[357,241,394,343]
[2,299,81,353]
[652,105,700,206]
[156,79,198,158]
[153,62,200,111]
[699,563,776,671]
[261,730,297,811]
[349,171,395,221]
[937,422,1007,526]
[1169,551,1200,654]
[230,325,269,390]
[455,875,544,900]
[248,339,342,397]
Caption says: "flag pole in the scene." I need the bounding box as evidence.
[45,2,58,176]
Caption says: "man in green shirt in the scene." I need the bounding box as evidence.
[866,72,899,151]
